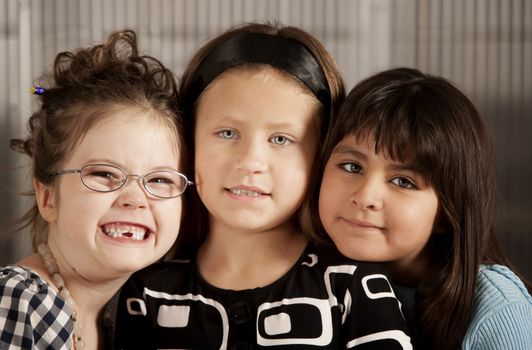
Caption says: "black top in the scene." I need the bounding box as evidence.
[115,243,412,349]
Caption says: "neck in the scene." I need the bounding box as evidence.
[19,247,128,350]
[197,219,307,290]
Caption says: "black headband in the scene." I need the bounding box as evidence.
[185,32,331,116]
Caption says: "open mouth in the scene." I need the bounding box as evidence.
[228,188,265,197]
[101,223,151,241]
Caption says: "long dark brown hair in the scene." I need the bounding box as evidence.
[175,22,345,258]
[304,67,531,349]
[10,29,184,251]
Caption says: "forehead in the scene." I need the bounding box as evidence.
[195,67,321,126]
[334,133,416,163]
[66,108,180,166]
[200,65,318,104]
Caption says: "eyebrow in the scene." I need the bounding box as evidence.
[267,121,308,134]
[332,145,367,161]
[205,115,308,133]
[82,158,123,167]
[332,144,417,172]
[80,159,179,172]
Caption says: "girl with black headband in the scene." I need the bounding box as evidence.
[115,23,413,349]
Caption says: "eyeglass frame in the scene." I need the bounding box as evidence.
[53,163,193,199]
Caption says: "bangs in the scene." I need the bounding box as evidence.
[338,83,451,184]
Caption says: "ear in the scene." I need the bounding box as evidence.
[34,179,57,223]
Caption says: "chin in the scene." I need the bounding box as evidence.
[112,265,145,277]
[105,258,151,276]
[337,246,373,262]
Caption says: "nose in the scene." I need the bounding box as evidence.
[235,140,268,175]
[115,177,148,209]
[350,176,383,210]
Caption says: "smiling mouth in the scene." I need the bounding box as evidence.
[227,188,268,197]
[101,223,151,241]
[341,218,383,230]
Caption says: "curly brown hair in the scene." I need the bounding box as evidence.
[10,29,184,250]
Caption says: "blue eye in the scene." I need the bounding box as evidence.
[270,135,291,145]
[391,176,416,189]
[218,129,237,139]
[339,162,362,174]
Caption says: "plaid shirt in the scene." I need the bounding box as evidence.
[0,265,73,349]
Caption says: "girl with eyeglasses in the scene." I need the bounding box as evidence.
[0,30,191,349]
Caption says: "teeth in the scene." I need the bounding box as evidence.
[102,224,148,241]
[230,189,262,197]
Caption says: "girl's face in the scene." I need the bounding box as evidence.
[319,135,439,277]
[39,108,182,281]
[194,68,320,234]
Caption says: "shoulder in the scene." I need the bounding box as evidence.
[462,264,532,349]
[0,265,63,311]
[308,243,394,276]
[476,264,531,300]
[302,244,396,298]
[0,265,49,298]
[0,265,71,348]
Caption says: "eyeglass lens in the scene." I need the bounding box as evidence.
[80,164,187,198]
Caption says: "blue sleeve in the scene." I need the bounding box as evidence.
[462,302,532,350]
[341,263,413,350]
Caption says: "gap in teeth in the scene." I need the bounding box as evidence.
[102,224,147,241]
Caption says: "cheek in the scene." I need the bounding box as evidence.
[194,147,219,191]
[156,200,183,232]
[389,195,438,237]
[193,134,209,170]
[319,184,338,227]
[319,168,342,206]
[278,154,312,195]
[54,202,105,244]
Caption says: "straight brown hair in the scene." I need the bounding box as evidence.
[304,67,531,348]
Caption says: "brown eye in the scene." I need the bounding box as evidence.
[391,176,416,189]
[339,162,362,174]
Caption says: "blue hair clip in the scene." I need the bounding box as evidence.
[31,86,45,95]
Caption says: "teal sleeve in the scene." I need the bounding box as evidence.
[462,264,532,350]
[463,301,532,350]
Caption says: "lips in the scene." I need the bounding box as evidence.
[226,186,270,198]
[100,223,152,241]
[341,217,383,230]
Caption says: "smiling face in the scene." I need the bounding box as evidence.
[194,67,321,235]
[40,108,183,281]
[319,135,439,278]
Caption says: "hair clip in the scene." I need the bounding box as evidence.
[31,86,45,95]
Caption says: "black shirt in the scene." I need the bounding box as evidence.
[115,243,412,349]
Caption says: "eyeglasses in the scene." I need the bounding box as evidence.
[54,163,193,199]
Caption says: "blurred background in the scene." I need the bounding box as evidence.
[1,0,530,280]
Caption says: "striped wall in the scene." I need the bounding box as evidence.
[1,0,531,279]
